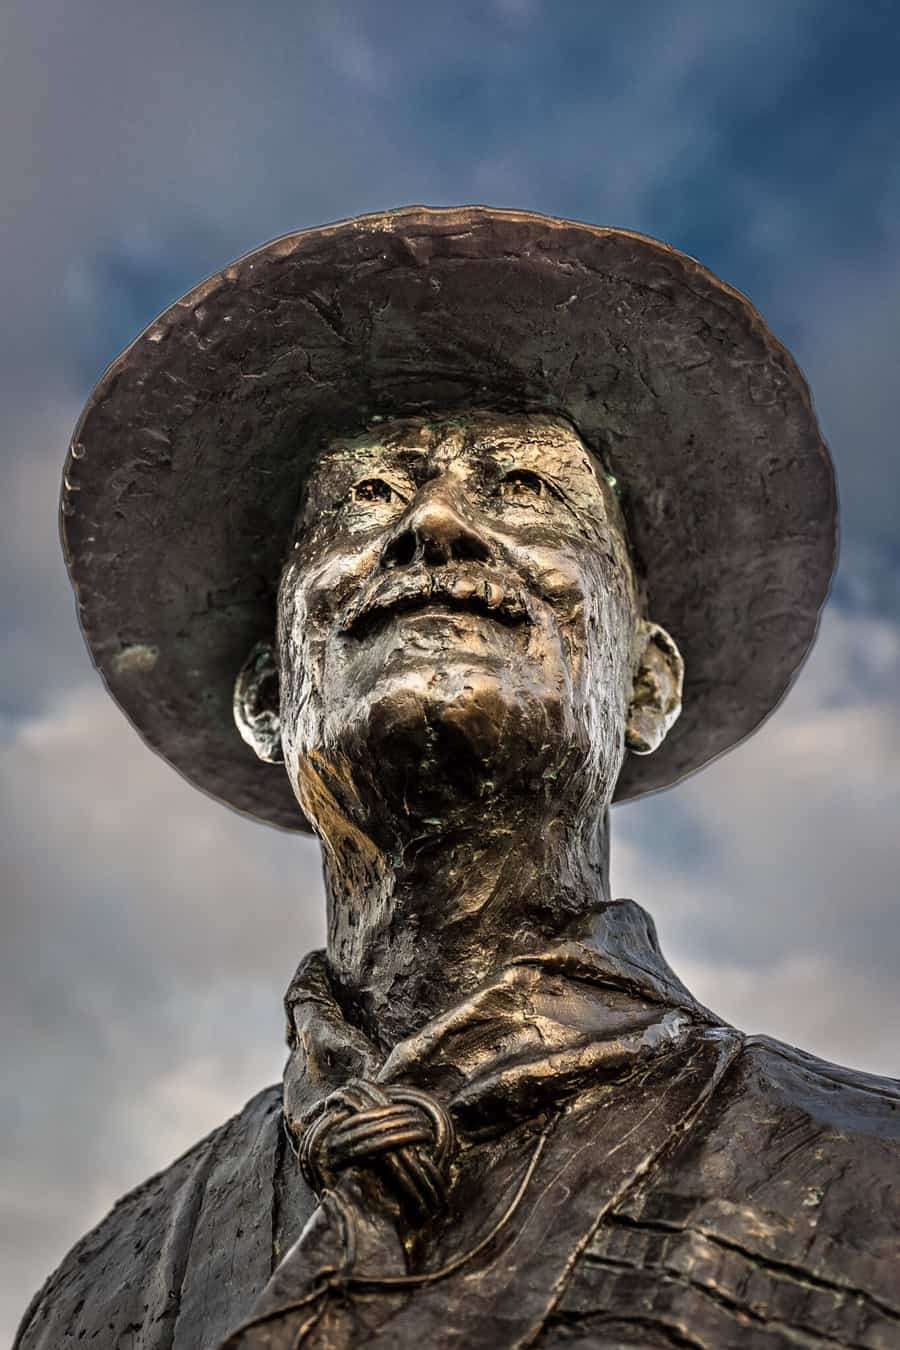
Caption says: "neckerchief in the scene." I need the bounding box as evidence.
[220,901,740,1349]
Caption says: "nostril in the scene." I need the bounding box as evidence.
[451,530,492,564]
[382,528,416,570]
[381,495,495,570]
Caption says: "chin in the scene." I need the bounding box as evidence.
[320,665,584,821]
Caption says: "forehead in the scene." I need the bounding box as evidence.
[303,412,613,500]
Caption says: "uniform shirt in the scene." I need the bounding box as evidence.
[15,901,900,1350]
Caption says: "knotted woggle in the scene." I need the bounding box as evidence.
[298,1079,457,1223]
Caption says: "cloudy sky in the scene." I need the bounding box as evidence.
[2,0,900,1340]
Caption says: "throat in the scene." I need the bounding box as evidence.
[321,807,612,1051]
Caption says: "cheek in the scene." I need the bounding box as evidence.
[280,542,378,667]
[506,543,587,673]
[276,570,329,759]
[511,540,586,611]
[289,543,374,629]
[517,541,629,693]
[541,537,631,697]
[279,548,390,763]
[578,564,635,726]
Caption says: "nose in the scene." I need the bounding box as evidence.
[381,479,494,569]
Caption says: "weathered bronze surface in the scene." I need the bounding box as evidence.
[57,205,836,828]
[17,209,899,1350]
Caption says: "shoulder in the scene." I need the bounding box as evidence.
[728,1031,900,1143]
[694,1033,900,1215]
[641,1032,900,1303]
[14,1084,284,1350]
[574,1034,900,1346]
[739,1030,900,1098]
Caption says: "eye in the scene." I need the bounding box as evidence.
[352,477,394,503]
[498,469,545,500]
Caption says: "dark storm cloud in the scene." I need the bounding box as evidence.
[2,1,899,1341]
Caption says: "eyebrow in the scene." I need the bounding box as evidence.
[314,428,603,487]
[327,441,429,469]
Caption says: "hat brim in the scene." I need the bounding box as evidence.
[61,205,837,832]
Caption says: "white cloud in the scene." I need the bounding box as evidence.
[0,683,324,1340]
[613,602,900,1075]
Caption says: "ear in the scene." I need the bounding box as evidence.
[625,621,684,756]
[233,640,284,764]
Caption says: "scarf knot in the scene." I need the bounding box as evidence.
[221,908,729,1348]
[297,1079,457,1224]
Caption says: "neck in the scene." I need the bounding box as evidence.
[319,794,612,1050]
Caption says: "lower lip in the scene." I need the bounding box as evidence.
[350,606,517,644]
[391,605,507,626]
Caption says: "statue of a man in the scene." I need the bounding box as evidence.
[17,208,900,1349]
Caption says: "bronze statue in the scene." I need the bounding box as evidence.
[16,208,899,1349]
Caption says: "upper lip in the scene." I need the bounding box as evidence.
[339,567,533,638]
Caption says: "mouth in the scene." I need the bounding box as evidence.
[339,569,532,640]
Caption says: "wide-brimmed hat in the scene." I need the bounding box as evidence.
[61,205,837,832]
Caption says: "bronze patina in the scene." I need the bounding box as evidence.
[16,208,899,1350]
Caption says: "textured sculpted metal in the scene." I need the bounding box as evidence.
[16,209,899,1350]
[59,206,835,828]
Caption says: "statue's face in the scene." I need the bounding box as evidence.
[277,413,641,836]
